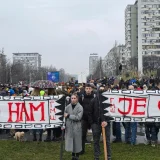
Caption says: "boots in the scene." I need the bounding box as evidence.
[72,157,79,160]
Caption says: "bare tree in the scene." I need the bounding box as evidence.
[143,55,160,73]
[0,52,71,84]
[0,54,7,83]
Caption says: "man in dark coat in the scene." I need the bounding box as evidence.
[79,83,95,155]
[88,85,112,160]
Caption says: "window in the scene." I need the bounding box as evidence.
[155,51,160,54]
[142,28,146,32]
[142,39,146,43]
[143,22,147,26]
[142,51,146,55]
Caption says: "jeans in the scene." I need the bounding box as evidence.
[32,129,43,140]
[145,124,157,142]
[82,120,90,153]
[125,122,137,144]
[113,122,121,141]
[92,123,111,160]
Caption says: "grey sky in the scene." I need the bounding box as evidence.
[0,0,135,75]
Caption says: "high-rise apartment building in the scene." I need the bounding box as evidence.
[89,53,99,75]
[137,0,160,73]
[13,53,41,70]
[125,0,160,74]
[125,4,138,58]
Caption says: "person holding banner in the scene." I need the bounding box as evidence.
[88,86,112,160]
[64,93,83,160]
[31,89,45,141]
[125,85,137,145]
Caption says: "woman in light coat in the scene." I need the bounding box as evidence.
[64,93,83,160]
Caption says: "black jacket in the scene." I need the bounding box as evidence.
[88,92,111,125]
[79,92,94,121]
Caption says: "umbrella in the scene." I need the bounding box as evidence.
[32,80,55,89]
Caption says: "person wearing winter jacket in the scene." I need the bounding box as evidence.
[88,85,112,160]
[79,83,95,155]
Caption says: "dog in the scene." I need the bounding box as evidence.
[14,132,25,142]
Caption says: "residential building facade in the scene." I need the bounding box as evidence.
[102,45,125,77]
[125,4,138,59]
[125,0,160,73]
[13,53,41,70]
[89,53,99,75]
[137,0,160,73]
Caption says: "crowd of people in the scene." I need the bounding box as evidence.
[0,75,160,160]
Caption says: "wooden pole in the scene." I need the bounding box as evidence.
[102,127,108,160]
[60,129,64,160]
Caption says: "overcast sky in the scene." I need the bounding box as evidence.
[0,0,135,75]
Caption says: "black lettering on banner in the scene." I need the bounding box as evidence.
[15,125,23,129]
[146,90,156,94]
[3,96,11,100]
[33,96,41,100]
[4,124,12,129]
[44,97,51,100]
[34,124,43,128]
[122,90,131,94]
[133,118,143,122]
[123,117,131,122]
[145,118,156,122]
[14,97,23,100]
[111,90,119,94]
[44,124,52,128]
[0,124,2,128]
[133,91,144,94]
[25,125,33,129]
[23,97,32,100]
[115,117,121,122]
[157,118,160,122]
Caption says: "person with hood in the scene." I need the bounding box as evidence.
[79,83,95,155]
[88,85,112,160]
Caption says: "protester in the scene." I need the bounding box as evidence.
[88,85,112,160]
[79,83,95,155]
[31,89,44,141]
[45,88,62,142]
[124,85,137,145]
[64,93,83,160]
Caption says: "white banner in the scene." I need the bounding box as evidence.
[103,90,160,122]
[0,95,65,129]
